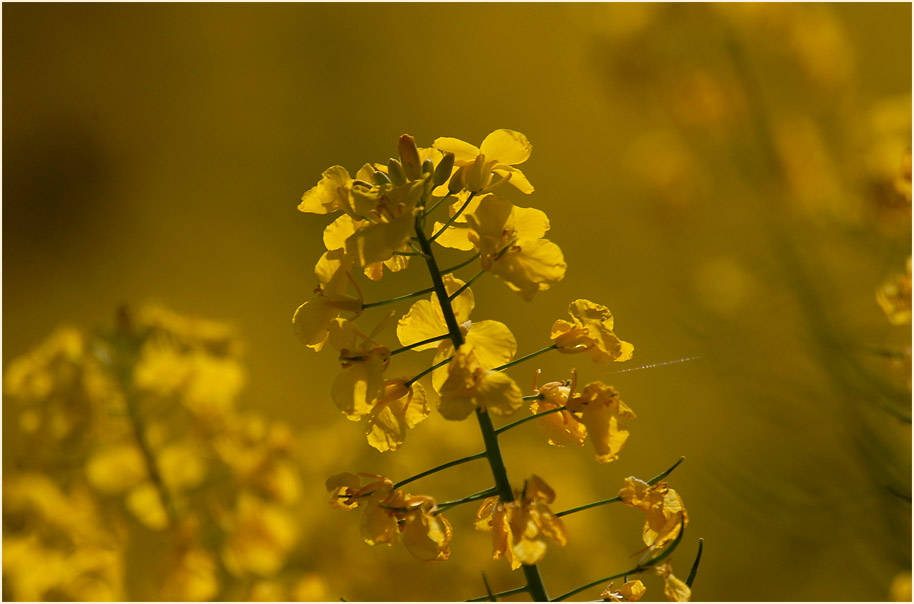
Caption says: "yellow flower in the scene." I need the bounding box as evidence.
[601,580,646,602]
[325,474,451,561]
[465,195,566,300]
[566,381,635,463]
[323,213,410,281]
[653,561,692,602]
[292,249,363,351]
[529,373,587,447]
[344,177,429,268]
[619,477,688,552]
[877,256,912,325]
[298,163,382,219]
[327,318,391,420]
[220,492,298,578]
[161,545,220,601]
[396,274,517,392]
[475,475,567,569]
[551,299,634,363]
[365,379,430,452]
[433,129,535,194]
[437,344,524,420]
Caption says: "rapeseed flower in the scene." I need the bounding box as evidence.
[437,344,524,420]
[529,373,587,447]
[653,561,692,602]
[433,129,534,194]
[396,274,516,391]
[293,249,363,351]
[552,299,634,363]
[619,477,688,552]
[566,381,636,463]
[474,475,567,569]
[601,580,646,602]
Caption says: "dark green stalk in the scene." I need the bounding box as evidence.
[414,210,550,601]
[392,451,487,490]
[550,520,686,602]
[435,487,499,514]
[362,286,435,309]
[391,333,450,356]
[492,344,558,373]
[555,457,685,518]
[495,405,565,436]
[430,192,475,242]
[467,586,528,602]
[686,538,704,587]
[405,355,454,388]
[448,270,485,301]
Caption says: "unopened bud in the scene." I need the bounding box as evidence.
[466,154,489,192]
[448,165,467,194]
[373,170,392,186]
[387,158,407,186]
[433,152,455,187]
[398,135,422,181]
[421,158,434,176]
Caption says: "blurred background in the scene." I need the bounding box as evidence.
[3,3,911,601]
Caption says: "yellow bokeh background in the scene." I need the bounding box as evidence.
[3,3,911,601]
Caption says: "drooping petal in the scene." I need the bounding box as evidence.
[489,238,567,300]
[401,503,452,561]
[365,381,430,452]
[476,370,524,417]
[493,165,535,194]
[345,213,414,267]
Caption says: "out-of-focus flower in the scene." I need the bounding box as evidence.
[437,344,524,420]
[475,475,567,569]
[293,249,363,351]
[325,474,451,561]
[3,474,126,602]
[433,129,534,194]
[220,492,299,578]
[877,256,912,325]
[890,571,912,602]
[619,477,688,552]
[396,274,516,391]
[601,580,646,602]
[160,543,220,601]
[552,299,634,363]
[653,561,691,602]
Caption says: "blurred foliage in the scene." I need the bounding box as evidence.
[2,3,911,601]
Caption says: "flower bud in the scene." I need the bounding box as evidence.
[433,152,455,187]
[448,165,467,194]
[373,170,392,186]
[421,158,434,176]
[466,155,490,193]
[398,135,421,181]
[387,158,407,186]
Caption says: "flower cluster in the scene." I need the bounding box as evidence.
[3,305,320,601]
[296,131,696,601]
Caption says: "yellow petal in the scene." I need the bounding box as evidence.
[298,166,351,214]
[464,320,517,370]
[431,223,475,250]
[331,353,387,420]
[126,482,168,531]
[360,491,399,546]
[493,165,535,194]
[345,213,414,267]
[432,137,480,163]
[323,214,359,251]
[292,299,339,351]
[479,129,533,166]
[477,370,524,417]
[365,382,430,452]
[510,205,550,240]
[490,238,567,300]
[158,443,207,491]
[402,505,452,561]
[86,443,146,494]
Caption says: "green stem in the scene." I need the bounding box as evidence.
[414,209,550,601]
[442,251,481,275]
[435,487,498,514]
[423,194,453,218]
[405,355,453,388]
[449,270,485,301]
[392,451,487,490]
[555,457,685,518]
[495,405,565,436]
[550,520,686,602]
[686,538,704,588]
[362,286,435,309]
[467,586,528,602]
[492,344,558,373]
[391,333,450,356]
[430,192,475,242]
